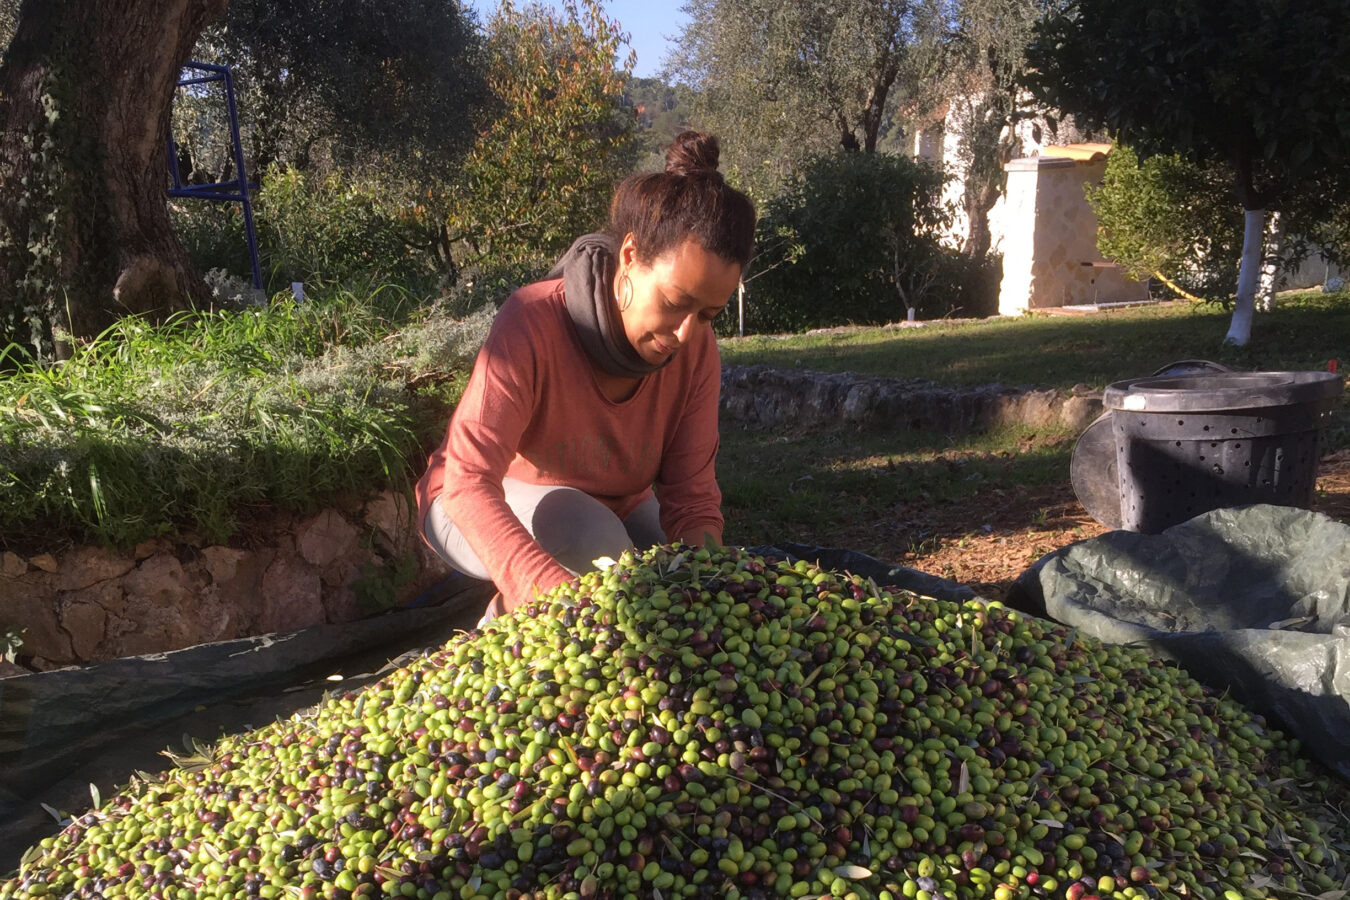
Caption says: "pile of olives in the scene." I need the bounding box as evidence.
[4,544,1347,900]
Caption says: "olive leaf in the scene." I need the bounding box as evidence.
[832,865,874,879]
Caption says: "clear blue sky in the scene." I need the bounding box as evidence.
[467,1,689,79]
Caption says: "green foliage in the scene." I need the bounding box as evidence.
[1087,146,1244,302]
[749,152,995,332]
[188,0,488,178]
[1024,0,1350,344]
[666,0,942,200]
[172,166,446,299]
[0,289,493,550]
[169,201,252,290]
[253,166,439,295]
[440,0,638,278]
[624,76,694,171]
[1025,0,1350,191]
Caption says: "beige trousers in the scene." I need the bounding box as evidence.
[423,477,664,622]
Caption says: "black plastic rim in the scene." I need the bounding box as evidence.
[1103,370,1343,413]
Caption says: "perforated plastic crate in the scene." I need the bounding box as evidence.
[1102,371,1343,533]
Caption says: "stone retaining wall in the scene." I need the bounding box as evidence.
[2,367,1101,672]
[0,492,453,671]
[721,364,1104,433]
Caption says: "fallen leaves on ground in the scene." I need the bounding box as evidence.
[839,454,1350,604]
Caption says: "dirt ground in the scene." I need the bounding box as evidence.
[880,451,1350,602]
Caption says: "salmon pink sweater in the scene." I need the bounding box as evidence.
[416,278,723,605]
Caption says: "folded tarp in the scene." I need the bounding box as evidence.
[1011,504,1350,780]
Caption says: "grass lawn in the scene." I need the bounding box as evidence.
[719,293,1350,390]
[715,291,1350,592]
[2,287,1344,595]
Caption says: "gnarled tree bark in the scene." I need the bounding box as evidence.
[0,0,225,358]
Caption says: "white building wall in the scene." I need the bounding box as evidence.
[997,155,1149,314]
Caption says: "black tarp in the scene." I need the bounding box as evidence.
[752,542,977,605]
[0,577,493,872]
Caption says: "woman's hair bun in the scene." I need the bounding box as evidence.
[665,131,720,177]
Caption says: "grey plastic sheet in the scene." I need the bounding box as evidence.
[1010,504,1350,779]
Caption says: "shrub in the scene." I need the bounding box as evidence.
[255,166,441,295]
[1086,145,1243,302]
[747,152,974,333]
[169,201,252,287]
[439,0,638,281]
[170,167,445,299]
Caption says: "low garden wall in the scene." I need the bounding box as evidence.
[0,492,454,671]
[720,364,1104,433]
[2,367,1102,672]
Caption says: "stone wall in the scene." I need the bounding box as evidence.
[0,492,454,671]
[2,366,1101,672]
[720,365,1103,434]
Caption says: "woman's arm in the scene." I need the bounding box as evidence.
[435,298,576,608]
[654,328,725,546]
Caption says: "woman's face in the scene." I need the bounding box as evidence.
[615,234,742,366]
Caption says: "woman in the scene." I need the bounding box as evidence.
[416,131,757,620]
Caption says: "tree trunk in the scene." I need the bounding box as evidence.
[0,0,225,357]
[962,179,997,259]
[1224,208,1266,346]
[859,52,898,154]
[1257,210,1283,312]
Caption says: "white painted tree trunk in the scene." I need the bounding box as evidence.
[1257,210,1283,312]
[1224,208,1267,346]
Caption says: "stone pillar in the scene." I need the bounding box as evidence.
[997,153,1150,315]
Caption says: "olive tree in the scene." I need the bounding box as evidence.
[195,0,487,180]
[929,0,1045,258]
[0,0,226,357]
[1025,0,1350,346]
[666,0,945,199]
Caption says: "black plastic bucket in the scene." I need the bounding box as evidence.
[1102,370,1343,533]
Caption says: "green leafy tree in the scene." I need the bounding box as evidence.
[165,2,489,296]
[927,0,1046,258]
[750,152,956,331]
[0,0,225,358]
[625,76,694,170]
[666,0,945,199]
[1087,145,1244,302]
[1024,0,1350,346]
[437,0,639,279]
[188,0,488,180]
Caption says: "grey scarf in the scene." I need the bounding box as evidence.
[548,233,669,379]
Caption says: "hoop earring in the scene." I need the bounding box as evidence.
[618,275,634,312]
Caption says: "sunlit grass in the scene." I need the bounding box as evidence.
[719,423,1077,550]
[0,287,489,550]
[4,283,1345,553]
[721,291,1350,390]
